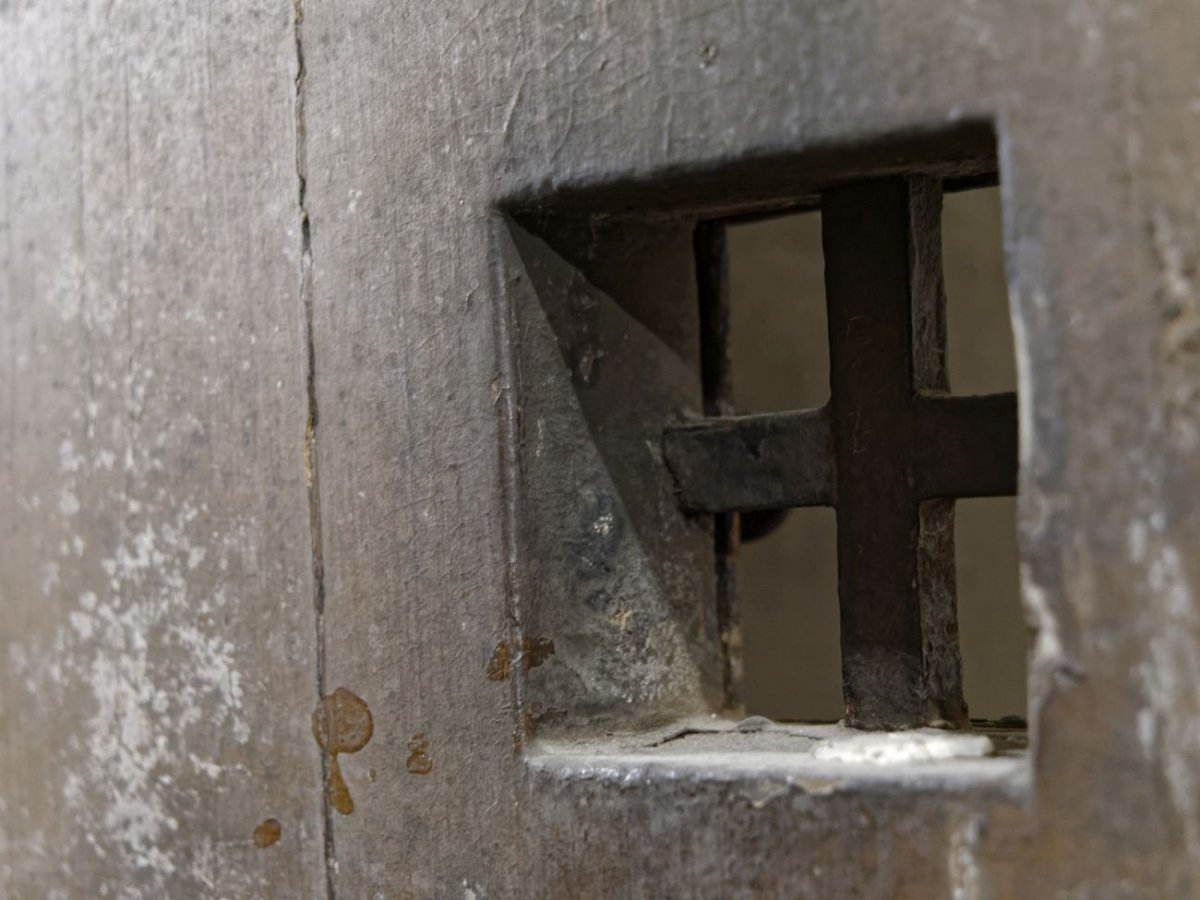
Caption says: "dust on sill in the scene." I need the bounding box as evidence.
[527,715,1028,794]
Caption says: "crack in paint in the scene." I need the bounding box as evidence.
[290,0,335,895]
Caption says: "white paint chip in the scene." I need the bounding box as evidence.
[58,488,81,517]
[812,730,994,765]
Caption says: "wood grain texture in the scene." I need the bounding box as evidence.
[0,1,325,896]
[6,0,1200,896]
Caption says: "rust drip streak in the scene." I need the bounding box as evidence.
[312,688,374,815]
[291,0,335,897]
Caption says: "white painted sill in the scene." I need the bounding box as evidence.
[528,716,1029,795]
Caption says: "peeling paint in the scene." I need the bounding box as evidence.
[1136,541,1200,862]
[56,502,252,882]
[948,815,984,900]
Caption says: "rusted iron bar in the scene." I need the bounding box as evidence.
[694,220,742,710]
[664,409,833,512]
[912,393,1018,499]
[666,176,1016,729]
[663,393,1014,511]
[824,178,939,729]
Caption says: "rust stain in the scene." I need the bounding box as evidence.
[253,818,282,849]
[486,642,510,681]
[406,733,433,775]
[522,636,555,671]
[486,637,555,682]
[312,687,373,816]
[512,711,538,752]
[304,417,316,488]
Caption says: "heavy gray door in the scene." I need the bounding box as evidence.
[3,1,1199,897]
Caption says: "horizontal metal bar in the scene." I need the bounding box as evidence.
[911,392,1018,499]
[662,409,834,513]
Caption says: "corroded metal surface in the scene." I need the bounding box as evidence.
[666,409,836,511]
[666,178,1018,729]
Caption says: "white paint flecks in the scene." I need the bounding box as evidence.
[186,546,207,570]
[812,730,994,766]
[57,488,80,517]
[25,498,259,889]
[1136,707,1157,759]
[40,562,60,597]
[58,440,85,474]
[1022,570,1064,672]
[1151,209,1200,458]
[1150,211,1197,333]
[948,815,984,900]
[68,611,94,641]
[1136,540,1200,863]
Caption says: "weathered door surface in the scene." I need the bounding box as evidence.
[3,0,1200,897]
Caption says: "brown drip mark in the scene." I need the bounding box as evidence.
[516,711,537,750]
[406,733,433,775]
[486,637,555,682]
[253,818,282,849]
[312,687,373,816]
[524,636,555,670]
[486,642,510,681]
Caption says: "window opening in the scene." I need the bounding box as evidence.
[726,209,840,721]
[665,176,1021,731]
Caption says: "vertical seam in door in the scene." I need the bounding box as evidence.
[291,1,336,897]
[489,215,530,749]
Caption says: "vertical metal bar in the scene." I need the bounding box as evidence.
[909,177,968,726]
[694,219,742,709]
[823,179,926,729]
[909,177,950,395]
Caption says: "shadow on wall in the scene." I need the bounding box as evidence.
[729,187,1027,723]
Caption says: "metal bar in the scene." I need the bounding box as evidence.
[908,177,968,727]
[694,220,741,710]
[823,178,928,729]
[912,392,1018,499]
[909,176,950,394]
[673,178,1015,730]
[663,409,834,513]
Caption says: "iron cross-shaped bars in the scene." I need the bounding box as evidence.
[664,177,1018,730]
